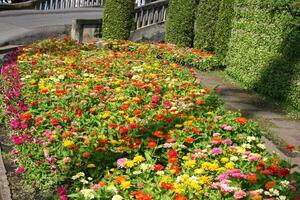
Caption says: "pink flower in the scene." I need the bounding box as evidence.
[63,157,71,163]
[117,158,128,168]
[233,190,247,199]
[46,157,57,163]
[222,139,233,145]
[213,133,221,137]
[15,166,25,174]
[211,147,222,155]
[21,122,28,129]
[162,101,172,107]
[223,125,234,131]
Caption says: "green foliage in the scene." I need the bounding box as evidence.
[165,0,198,47]
[194,0,220,51]
[102,0,135,40]
[214,0,235,65]
[225,0,300,113]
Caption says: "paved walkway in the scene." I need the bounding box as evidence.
[0,8,104,46]
[199,72,300,170]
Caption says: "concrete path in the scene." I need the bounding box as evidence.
[199,72,300,170]
[0,8,104,46]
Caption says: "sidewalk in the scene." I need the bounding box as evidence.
[199,71,300,170]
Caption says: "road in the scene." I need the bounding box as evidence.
[0,8,104,46]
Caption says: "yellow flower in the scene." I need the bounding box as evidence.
[174,183,184,194]
[184,160,196,168]
[221,157,229,163]
[189,180,201,191]
[201,162,211,170]
[194,168,204,174]
[160,176,171,183]
[182,156,189,160]
[30,79,36,84]
[63,140,74,148]
[175,124,183,128]
[133,155,145,164]
[120,181,131,190]
[225,162,235,169]
[87,163,96,168]
[208,163,219,171]
[50,134,57,140]
[101,111,111,119]
[115,87,122,93]
[125,160,135,168]
[199,176,211,185]
[110,140,119,145]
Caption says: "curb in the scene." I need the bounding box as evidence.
[0,147,12,200]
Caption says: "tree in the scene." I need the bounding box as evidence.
[102,0,135,40]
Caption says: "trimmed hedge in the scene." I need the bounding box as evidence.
[214,0,235,65]
[194,0,220,51]
[225,0,300,113]
[165,0,198,47]
[102,0,135,40]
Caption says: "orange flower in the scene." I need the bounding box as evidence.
[134,110,143,116]
[82,151,91,158]
[185,137,194,144]
[236,117,247,125]
[147,141,157,148]
[152,131,164,138]
[20,113,32,120]
[174,194,188,200]
[265,180,276,190]
[247,173,257,183]
[114,176,126,184]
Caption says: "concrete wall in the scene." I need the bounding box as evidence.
[130,23,165,43]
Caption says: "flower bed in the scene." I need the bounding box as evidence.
[0,38,299,200]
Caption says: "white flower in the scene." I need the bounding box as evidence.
[71,172,85,180]
[255,189,263,194]
[246,136,256,143]
[107,185,118,193]
[112,195,123,200]
[140,163,152,172]
[80,178,89,184]
[280,180,289,187]
[80,189,95,199]
[279,196,286,200]
[242,143,251,149]
[133,170,142,175]
[269,188,279,196]
[230,156,238,162]
[257,143,266,149]
[87,177,93,181]
[156,171,165,175]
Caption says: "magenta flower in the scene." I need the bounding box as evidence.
[10,118,20,129]
[211,147,222,155]
[15,166,25,174]
[162,101,172,107]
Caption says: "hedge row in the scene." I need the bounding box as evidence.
[165,0,198,47]
[194,0,220,51]
[225,0,300,113]
[214,0,235,65]
[102,0,135,40]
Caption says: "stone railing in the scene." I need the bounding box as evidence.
[37,0,104,10]
[134,0,168,30]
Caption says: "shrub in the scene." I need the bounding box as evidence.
[165,0,198,47]
[194,0,220,51]
[102,0,135,40]
[225,0,300,114]
[214,0,235,65]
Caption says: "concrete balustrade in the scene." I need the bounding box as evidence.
[134,0,168,29]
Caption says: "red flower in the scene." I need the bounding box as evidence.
[51,118,59,125]
[286,145,295,151]
[160,183,173,190]
[156,114,165,121]
[147,140,157,149]
[278,168,289,176]
[154,164,164,171]
[168,157,178,165]
[246,173,257,183]
[168,149,178,158]
[82,151,90,158]
[118,125,128,135]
